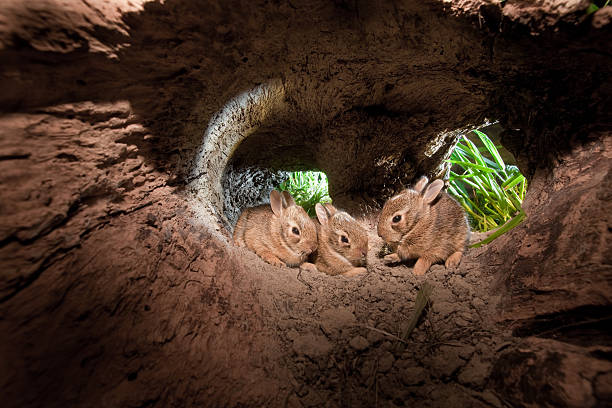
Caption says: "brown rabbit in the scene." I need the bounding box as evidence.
[233,190,318,267]
[301,203,368,277]
[377,176,469,275]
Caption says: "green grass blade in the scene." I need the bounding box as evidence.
[473,129,506,173]
[448,130,528,235]
[470,207,526,247]
[447,160,497,173]
[502,173,526,190]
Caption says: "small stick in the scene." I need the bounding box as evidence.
[296,268,313,290]
[355,324,410,344]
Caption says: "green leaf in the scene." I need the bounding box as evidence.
[586,3,599,15]
[502,173,526,190]
[447,160,497,173]
[473,129,506,173]
[470,208,527,247]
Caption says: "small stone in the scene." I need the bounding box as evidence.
[366,328,384,345]
[472,297,485,308]
[456,345,476,360]
[378,351,395,373]
[400,366,427,386]
[349,335,369,351]
[133,175,145,186]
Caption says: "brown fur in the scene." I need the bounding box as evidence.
[302,203,368,277]
[377,176,469,275]
[233,190,318,267]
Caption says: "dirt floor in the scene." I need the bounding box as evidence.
[221,212,508,407]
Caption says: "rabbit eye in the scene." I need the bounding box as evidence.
[292,227,300,235]
[341,235,349,244]
[392,215,401,223]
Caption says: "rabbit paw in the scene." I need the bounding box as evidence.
[445,251,463,268]
[300,262,318,273]
[413,258,432,276]
[261,252,285,267]
[343,267,368,277]
[383,253,401,264]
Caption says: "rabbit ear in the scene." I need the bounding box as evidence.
[422,179,444,204]
[281,191,295,208]
[315,203,329,226]
[323,203,337,216]
[413,176,429,193]
[270,190,284,217]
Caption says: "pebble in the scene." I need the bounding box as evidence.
[349,335,369,351]
[472,297,485,308]
[133,175,145,186]
[400,366,427,386]
[378,351,395,373]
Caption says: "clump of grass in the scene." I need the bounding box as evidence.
[277,171,331,216]
[446,129,527,246]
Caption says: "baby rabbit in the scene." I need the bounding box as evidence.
[377,176,469,275]
[301,203,368,277]
[233,190,318,267]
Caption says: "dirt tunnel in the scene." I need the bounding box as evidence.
[0,0,611,407]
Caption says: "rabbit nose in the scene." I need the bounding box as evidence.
[361,249,367,258]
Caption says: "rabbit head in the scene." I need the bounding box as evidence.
[377,177,444,244]
[271,190,318,259]
[315,203,368,266]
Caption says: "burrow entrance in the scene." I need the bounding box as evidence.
[181,88,537,407]
[187,83,525,241]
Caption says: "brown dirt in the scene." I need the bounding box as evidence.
[1,1,611,407]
